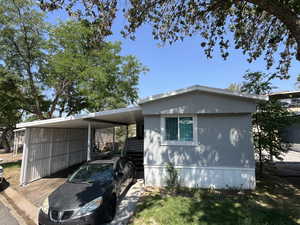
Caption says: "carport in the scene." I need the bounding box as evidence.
[16,106,144,186]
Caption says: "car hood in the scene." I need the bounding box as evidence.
[48,181,111,210]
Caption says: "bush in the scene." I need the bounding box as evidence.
[165,162,180,192]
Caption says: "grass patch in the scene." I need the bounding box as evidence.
[2,160,22,169]
[131,175,300,225]
[2,160,22,187]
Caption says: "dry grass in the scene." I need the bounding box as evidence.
[0,150,22,187]
[0,150,22,163]
[2,161,22,187]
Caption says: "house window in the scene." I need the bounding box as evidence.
[162,115,197,145]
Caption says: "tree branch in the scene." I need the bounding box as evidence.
[244,0,300,60]
[12,0,45,119]
[48,80,70,118]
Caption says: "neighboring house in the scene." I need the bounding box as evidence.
[269,91,300,163]
[16,85,267,189]
[269,90,300,113]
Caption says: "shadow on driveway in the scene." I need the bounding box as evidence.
[14,164,82,207]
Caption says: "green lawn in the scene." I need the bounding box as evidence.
[131,175,300,225]
[2,160,22,169]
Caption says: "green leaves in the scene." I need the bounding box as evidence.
[0,1,147,120]
[46,22,148,113]
[40,0,300,78]
[241,71,296,167]
[0,0,147,150]
[0,67,23,128]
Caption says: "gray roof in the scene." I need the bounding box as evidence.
[138,85,268,104]
[269,90,300,99]
[16,85,268,129]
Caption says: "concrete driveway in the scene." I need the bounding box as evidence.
[275,162,300,188]
[0,201,19,225]
[14,164,80,207]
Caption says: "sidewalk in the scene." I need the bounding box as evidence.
[1,183,38,225]
[0,195,23,225]
[110,179,144,225]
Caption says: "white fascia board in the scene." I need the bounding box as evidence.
[16,115,82,128]
[79,106,141,119]
[269,90,300,96]
[138,85,268,104]
[13,128,26,132]
[16,106,142,128]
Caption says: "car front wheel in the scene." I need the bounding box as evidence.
[104,195,116,223]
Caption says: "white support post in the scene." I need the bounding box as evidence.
[124,125,128,156]
[112,127,116,153]
[20,128,30,186]
[16,132,19,156]
[66,129,70,168]
[13,131,17,159]
[48,128,54,176]
[87,122,92,161]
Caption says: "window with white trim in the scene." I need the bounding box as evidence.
[161,115,197,145]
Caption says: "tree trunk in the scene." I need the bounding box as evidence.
[258,129,263,176]
[1,131,11,153]
[259,146,263,176]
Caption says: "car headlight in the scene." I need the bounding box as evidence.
[41,197,49,215]
[73,196,103,218]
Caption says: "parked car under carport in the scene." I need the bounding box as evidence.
[38,157,135,225]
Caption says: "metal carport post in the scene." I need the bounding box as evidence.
[87,121,92,161]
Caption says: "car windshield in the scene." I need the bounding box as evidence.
[68,163,114,184]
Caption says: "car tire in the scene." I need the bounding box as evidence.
[104,195,116,223]
[131,176,137,185]
[131,169,137,184]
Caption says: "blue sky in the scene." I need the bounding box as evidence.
[46,9,300,98]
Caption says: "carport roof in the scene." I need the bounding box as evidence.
[17,84,268,129]
[16,106,143,129]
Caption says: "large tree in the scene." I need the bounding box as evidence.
[0,0,147,120]
[226,83,242,92]
[39,0,300,78]
[0,0,50,119]
[44,20,147,117]
[0,0,147,150]
[0,67,25,151]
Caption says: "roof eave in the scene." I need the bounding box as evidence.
[138,85,268,104]
[16,106,142,129]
